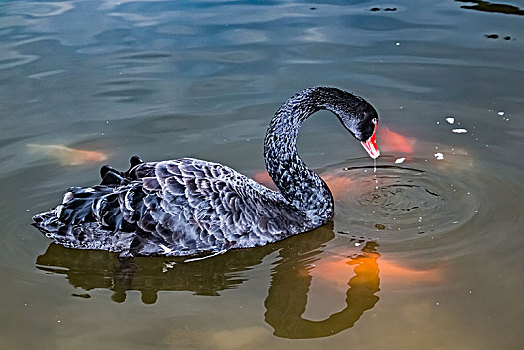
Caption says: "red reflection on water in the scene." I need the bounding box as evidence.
[377,125,414,154]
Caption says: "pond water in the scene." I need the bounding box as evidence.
[1,0,523,349]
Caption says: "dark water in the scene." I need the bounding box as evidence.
[1,0,523,349]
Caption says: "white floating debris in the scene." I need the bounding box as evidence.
[395,157,406,164]
[354,242,361,247]
[434,152,444,160]
[446,117,455,124]
[452,128,467,134]
[497,111,505,116]
[162,261,177,273]
[395,42,400,46]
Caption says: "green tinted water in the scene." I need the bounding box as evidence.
[1,1,523,349]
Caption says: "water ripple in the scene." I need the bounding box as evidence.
[322,159,481,246]
[6,1,74,18]
[0,53,38,70]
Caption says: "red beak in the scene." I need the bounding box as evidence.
[361,123,380,159]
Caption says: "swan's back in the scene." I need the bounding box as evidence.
[33,158,314,257]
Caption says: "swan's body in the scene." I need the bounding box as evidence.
[33,87,380,257]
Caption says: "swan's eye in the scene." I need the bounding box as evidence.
[372,118,377,125]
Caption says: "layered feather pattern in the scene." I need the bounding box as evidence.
[34,158,310,256]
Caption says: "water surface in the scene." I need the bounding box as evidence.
[1,1,523,349]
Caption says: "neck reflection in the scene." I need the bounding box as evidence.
[265,240,380,339]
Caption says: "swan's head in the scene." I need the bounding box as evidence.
[328,90,380,159]
[356,108,380,159]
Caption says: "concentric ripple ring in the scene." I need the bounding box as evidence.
[320,162,480,244]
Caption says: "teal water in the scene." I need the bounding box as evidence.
[1,1,523,349]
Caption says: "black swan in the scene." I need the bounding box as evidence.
[32,87,380,257]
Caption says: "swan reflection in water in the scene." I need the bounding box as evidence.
[36,225,381,339]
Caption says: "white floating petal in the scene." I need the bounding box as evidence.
[434,152,444,160]
[446,117,455,124]
[452,128,467,133]
[395,157,406,164]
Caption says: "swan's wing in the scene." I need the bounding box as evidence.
[137,158,308,255]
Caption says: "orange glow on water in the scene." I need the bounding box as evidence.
[377,126,414,154]
[252,170,275,189]
[253,170,354,195]
[310,253,443,287]
[27,144,108,166]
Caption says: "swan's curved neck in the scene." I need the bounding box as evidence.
[264,87,345,220]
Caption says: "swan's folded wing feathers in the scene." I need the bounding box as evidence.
[130,162,157,179]
[150,159,306,250]
[164,177,185,196]
[142,177,161,191]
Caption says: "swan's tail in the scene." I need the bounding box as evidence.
[32,156,147,253]
[32,210,60,235]
[32,185,136,252]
